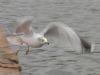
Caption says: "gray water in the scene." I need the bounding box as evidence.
[0,0,100,75]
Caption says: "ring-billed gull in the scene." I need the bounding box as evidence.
[7,17,95,54]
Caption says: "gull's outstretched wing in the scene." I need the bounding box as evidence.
[16,16,33,36]
[41,22,93,53]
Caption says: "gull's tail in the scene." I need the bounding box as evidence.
[7,36,25,46]
[80,37,95,53]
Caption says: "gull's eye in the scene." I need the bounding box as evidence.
[38,38,44,42]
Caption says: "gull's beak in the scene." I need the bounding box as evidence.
[43,37,49,45]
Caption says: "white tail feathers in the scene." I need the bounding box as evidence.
[7,36,19,45]
[7,36,26,46]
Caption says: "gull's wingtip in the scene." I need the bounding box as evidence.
[79,37,95,53]
[90,42,95,52]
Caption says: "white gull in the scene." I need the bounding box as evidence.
[7,17,95,54]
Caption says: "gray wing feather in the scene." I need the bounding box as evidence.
[16,16,33,35]
[41,22,82,53]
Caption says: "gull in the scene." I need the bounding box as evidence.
[7,17,95,54]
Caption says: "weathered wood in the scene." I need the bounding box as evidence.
[0,25,21,75]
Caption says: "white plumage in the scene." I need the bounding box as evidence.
[7,17,95,54]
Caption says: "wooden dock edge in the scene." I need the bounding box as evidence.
[0,25,21,75]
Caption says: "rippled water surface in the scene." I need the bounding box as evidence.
[0,0,100,75]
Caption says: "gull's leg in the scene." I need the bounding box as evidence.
[15,49,19,55]
[26,45,30,55]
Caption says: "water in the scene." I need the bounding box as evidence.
[0,0,100,75]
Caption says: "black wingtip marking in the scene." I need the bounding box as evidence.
[80,37,92,53]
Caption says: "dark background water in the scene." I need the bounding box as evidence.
[0,0,100,75]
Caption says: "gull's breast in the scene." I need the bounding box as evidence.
[22,37,43,48]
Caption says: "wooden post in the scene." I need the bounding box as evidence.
[0,25,21,75]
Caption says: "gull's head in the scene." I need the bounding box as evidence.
[37,36,49,45]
